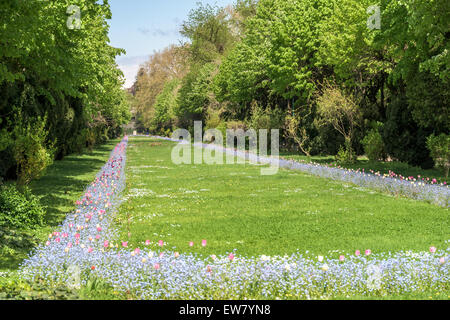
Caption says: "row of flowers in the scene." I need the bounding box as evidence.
[302,161,447,186]
[19,136,449,299]
[153,136,449,207]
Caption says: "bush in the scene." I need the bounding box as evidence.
[335,144,356,164]
[12,114,55,185]
[0,184,45,229]
[426,134,450,178]
[362,122,386,161]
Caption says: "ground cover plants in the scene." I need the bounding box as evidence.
[16,137,448,300]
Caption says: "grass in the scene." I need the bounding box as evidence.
[0,139,120,271]
[114,137,449,259]
[279,152,447,183]
[2,136,448,300]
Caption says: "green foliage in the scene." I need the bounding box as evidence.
[0,0,130,182]
[383,95,434,169]
[176,63,217,129]
[0,184,45,230]
[0,273,80,300]
[284,113,312,157]
[181,3,236,64]
[377,0,449,129]
[335,145,357,164]
[12,114,55,186]
[135,0,447,168]
[247,101,285,132]
[362,122,386,161]
[316,82,361,162]
[426,134,450,178]
[152,79,180,134]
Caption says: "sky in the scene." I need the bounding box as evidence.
[108,0,235,88]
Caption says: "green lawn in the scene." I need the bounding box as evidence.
[0,139,120,271]
[114,137,449,258]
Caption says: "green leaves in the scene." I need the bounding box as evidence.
[0,0,130,182]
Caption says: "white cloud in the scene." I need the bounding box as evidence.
[116,55,148,89]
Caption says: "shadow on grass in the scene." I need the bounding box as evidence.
[0,140,118,271]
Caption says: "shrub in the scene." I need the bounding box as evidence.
[362,122,386,161]
[0,184,45,229]
[335,144,356,164]
[12,114,55,185]
[426,134,450,178]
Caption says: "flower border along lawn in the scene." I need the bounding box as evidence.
[0,139,120,271]
[18,137,449,300]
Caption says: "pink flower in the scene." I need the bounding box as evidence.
[88,247,93,253]
[97,227,102,232]
[202,240,207,247]
[365,249,372,256]
[355,250,361,256]
[158,240,164,247]
[339,255,345,262]
[159,252,164,258]
[229,253,235,261]
[189,241,194,247]
[174,252,180,258]
[439,257,445,264]
[103,241,109,248]
[67,242,73,248]
[430,246,437,253]
[55,238,60,243]
[95,235,100,240]
[75,233,80,239]
[45,241,50,246]
[145,240,151,246]
[154,263,160,270]
[122,241,128,248]
[134,248,141,254]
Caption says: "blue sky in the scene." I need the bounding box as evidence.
[108,0,235,87]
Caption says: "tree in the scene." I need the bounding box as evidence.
[133,45,188,129]
[0,0,130,181]
[315,81,361,161]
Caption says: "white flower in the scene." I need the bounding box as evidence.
[318,256,324,262]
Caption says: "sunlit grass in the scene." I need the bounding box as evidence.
[115,137,449,258]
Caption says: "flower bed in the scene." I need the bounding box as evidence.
[19,136,449,299]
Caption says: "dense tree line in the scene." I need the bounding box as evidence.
[132,0,449,172]
[0,0,130,184]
